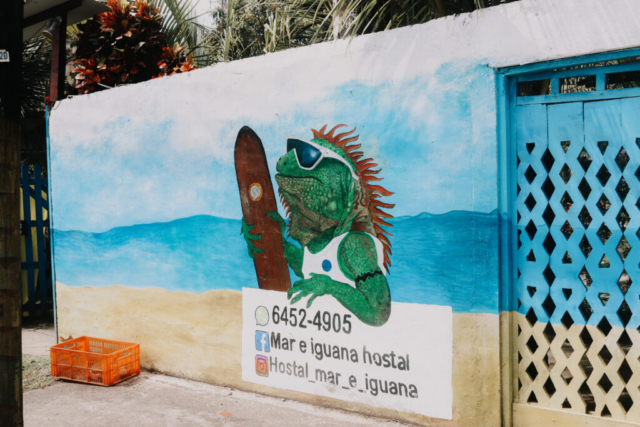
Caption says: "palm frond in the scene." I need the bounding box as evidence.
[21,36,51,115]
[154,0,216,67]
[271,0,520,44]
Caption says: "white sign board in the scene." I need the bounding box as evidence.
[242,288,453,420]
[0,50,9,63]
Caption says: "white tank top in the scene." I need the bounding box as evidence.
[301,232,386,288]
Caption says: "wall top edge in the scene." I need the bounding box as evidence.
[55,0,640,109]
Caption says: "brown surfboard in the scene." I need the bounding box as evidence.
[234,126,291,292]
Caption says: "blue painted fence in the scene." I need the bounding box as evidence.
[21,164,52,318]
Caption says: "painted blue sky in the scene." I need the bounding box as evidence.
[50,63,498,233]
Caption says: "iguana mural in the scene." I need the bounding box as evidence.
[242,125,394,326]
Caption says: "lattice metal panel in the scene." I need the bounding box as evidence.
[516,98,640,421]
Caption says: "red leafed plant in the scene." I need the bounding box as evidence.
[72,0,196,94]
[156,43,197,78]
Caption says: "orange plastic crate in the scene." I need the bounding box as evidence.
[51,336,140,386]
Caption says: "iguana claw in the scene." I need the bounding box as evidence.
[288,273,332,308]
[241,217,263,259]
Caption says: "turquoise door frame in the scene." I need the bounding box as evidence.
[497,47,640,425]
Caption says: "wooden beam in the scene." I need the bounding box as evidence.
[0,0,24,425]
[49,13,67,102]
[22,0,81,28]
[434,0,445,17]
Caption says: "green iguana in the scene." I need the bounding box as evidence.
[241,125,394,326]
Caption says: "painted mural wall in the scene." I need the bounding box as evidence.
[48,0,640,425]
[52,63,499,311]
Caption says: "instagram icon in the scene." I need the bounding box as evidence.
[255,355,269,377]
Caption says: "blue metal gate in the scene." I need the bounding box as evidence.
[510,58,640,422]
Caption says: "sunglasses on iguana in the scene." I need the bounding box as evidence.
[286,137,359,181]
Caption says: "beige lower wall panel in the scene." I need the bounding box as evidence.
[55,283,500,426]
[514,403,640,427]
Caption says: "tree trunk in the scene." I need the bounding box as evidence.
[0,1,24,425]
[434,0,445,17]
[0,120,22,425]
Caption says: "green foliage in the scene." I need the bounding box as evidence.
[204,0,520,63]
[267,0,521,44]
[206,0,321,62]
[155,0,215,66]
[22,0,521,106]
[209,0,284,61]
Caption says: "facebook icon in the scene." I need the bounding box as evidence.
[255,331,270,352]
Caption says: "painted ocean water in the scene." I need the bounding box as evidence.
[53,210,499,314]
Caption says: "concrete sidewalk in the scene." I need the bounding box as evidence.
[22,326,413,427]
[22,325,57,357]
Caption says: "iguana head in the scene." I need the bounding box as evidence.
[275,125,395,271]
[275,136,360,245]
